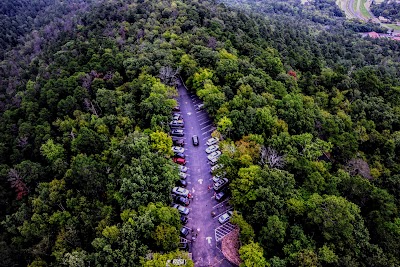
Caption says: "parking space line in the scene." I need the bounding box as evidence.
[200,121,210,126]
[202,129,214,135]
[212,199,230,209]
[197,119,209,124]
[201,124,212,130]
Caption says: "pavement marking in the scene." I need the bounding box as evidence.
[187,112,192,116]
[215,222,237,242]
[212,198,230,209]
[202,129,214,135]
[197,115,208,120]
[206,236,212,244]
[198,179,203,184]
[201,124,212,130]
[197,228,201,232]
[200,121,210,126]
[192,188,195,193]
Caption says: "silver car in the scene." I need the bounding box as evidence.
[172,187,189,197]
[205,145,219,154]
[172,146,185,154]
[218,210,233,224]
[173,204,190,215]
[207,150,221,161]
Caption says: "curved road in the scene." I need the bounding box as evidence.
[176,79,235,267]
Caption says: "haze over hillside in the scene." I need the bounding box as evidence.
[0,0,400,266]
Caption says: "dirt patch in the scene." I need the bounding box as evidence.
[221,228,241,266]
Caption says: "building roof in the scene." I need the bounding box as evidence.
[367,32,380,39]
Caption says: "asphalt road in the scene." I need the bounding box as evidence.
[175,79,235,267]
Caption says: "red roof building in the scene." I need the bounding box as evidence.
[367,32,380,39]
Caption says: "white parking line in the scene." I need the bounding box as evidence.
[202,129,214,135]
[200,121,210,126]
[198,118,209,123]
[212,199,230,209]
[201,124,212,130]
[203,136,209,140]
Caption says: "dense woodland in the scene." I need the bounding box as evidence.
[371,0,400,21]
[1,0,400,266]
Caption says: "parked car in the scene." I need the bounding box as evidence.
[170,120,184,128]
[210,164,224,174]
[180,227,190,237]
[179,172,188,179]
[173,157,186,165]
[179,166,188,173]
[172,187,190,197]
[176,179,187,187]
[174,152,185,159]
[173,204,189,215]
[206,137,219,146]
[205,145,219,154]
[207,150,221,161]
[192,135,199,146]
[213,178,229,192]
[171,129,184,137]
[209,157,218,166]
[212,173,225,183]
[173,195,190,206]
[172,113,182,120]
[180,216,188,224]
[172,146,185,154]
[196,103,204,110]
[215,189,229,202]
[173,138,184,147]
[173,106,180,111]
[218,210,233,224]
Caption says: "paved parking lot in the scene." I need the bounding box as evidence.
[174,79,235,267]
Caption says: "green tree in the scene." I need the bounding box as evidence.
[150,131,173,156]
[239,242,269,267]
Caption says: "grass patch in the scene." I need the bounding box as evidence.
[360,0,372,19]
[386,24,400,31]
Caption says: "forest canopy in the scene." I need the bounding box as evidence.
[0,0,400,266]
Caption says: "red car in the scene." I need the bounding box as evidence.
[173,157,186,165]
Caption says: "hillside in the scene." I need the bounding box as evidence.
[1,0,400,266]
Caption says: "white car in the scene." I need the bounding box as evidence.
[218,210,233,224]
[172,146,185,154]
[205,145,219,154]
[180,166,188,173]
[210,164,223,173]
[207,150,221,161]
[206,137,219,146]
[179,172,188,179]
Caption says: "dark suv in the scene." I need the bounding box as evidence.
[216,189,230,202]
[172,138,184,147]
[192,135,199,146]
[173,195,190,206]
